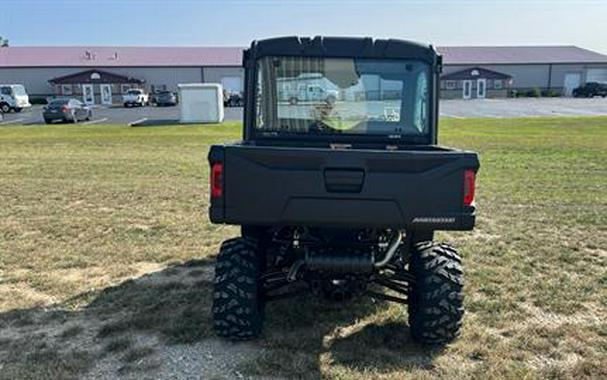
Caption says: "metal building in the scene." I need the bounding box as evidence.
[0,44,606,103]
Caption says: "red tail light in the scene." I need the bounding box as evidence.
[463,169,476,206]
[210,162,223,198]
[61,106,69,113]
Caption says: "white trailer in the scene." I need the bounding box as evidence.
[178,83,224,123]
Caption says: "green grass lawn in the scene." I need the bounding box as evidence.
[0,118,606,379]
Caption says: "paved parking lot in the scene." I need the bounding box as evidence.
[0,104,243,126]
[1,98,607,125]
[439,97,607,118]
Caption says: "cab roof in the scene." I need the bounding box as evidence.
[246,36,440,66]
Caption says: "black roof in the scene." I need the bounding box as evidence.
[441,67,512,80]
[246,36,440,65]
[48,69,144,85]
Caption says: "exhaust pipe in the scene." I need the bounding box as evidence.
[374,231,403,268]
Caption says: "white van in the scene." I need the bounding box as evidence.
[0,84,32,113]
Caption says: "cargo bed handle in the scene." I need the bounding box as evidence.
[323,168,365,193]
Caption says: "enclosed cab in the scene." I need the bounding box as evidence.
[208,37,479,345]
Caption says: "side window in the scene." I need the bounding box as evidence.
[413,71,429,133]
[0,87,11,95]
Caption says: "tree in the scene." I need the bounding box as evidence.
[0,36,8,47]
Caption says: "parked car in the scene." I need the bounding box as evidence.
[573,82,607,98]
[223,91,244,107]
[123,89,149,107]
[43,98,91,124]
[0,84,32,113]
[155,91,178,106]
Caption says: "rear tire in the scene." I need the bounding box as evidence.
[213,237,265,340]
[0,103,10,113]
[44,118,52,124]
[14,107,22,113]
[408,241,464,345]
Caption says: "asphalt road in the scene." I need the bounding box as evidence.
[439,97,607,118]
[0,104,244,126]
[2,98,607,125]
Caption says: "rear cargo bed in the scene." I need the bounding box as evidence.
[209,144,479,230]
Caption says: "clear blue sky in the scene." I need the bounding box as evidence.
[2,0,607,54]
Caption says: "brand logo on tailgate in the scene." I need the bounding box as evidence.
[412,217,456,224]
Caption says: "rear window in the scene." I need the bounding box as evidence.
[49,100,69,106]
[127,89,142,95]
[255,56,431,140]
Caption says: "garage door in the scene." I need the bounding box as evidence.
[587,68,607,84]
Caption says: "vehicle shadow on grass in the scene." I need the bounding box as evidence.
[0,258,443,379]
[251,293,444,378]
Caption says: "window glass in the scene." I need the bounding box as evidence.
[494,80,503,90]
[255,56,431,137]
[0,87,11,95]
[11,86,26,96]
[49,99,69,106]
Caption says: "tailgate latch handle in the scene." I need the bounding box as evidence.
[323,168,365,193]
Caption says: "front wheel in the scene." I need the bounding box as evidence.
[212,237,265,340]
[14,107,22,113]
[0,103,10,113]
[408,241,464,345]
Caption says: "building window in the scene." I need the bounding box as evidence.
[61,84,73,95]
[445,80,457,90]
[494,80,503,90]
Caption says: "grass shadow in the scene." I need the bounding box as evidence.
[129,118,180,127]
[1,258,446,379]
[329,321,444,373]
[242,291,444,378]
[0,257,217,379]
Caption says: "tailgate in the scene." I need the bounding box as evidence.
[209,145,479,230]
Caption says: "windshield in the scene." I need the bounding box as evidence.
[127,90,142,95]
[255,56,430,138]
[12,85,27,96]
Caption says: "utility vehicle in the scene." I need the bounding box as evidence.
[208,37,479,344]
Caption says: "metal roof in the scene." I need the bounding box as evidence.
[436,45,607,65]
[0,45,606,68]
[0,46,243,67]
